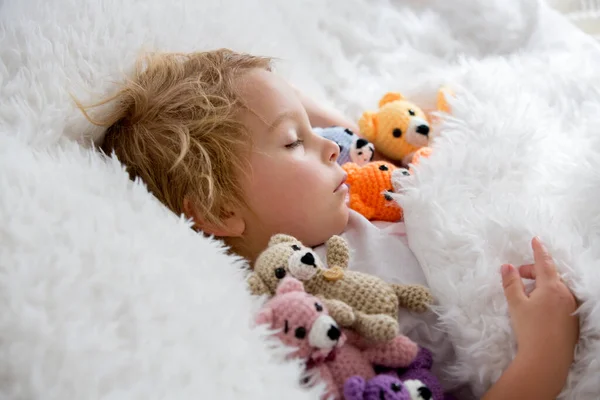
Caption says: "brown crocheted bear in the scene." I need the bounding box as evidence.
[247,234,433,343]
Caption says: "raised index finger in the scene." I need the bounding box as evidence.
[532,237,559,283]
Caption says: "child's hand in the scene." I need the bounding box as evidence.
[501,237,579,390]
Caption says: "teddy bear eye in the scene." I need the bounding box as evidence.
[291,245,301,251]
[391,382,402,392]
[393,128,402,138]
[295,327,307,339]
[408,109,416,116]
[275,267,286,279]
[284,320,289,333]
[379,164,389,171]
[315,302,323,312]
[384,192,393,201]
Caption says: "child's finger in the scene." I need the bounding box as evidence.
[501,264,527,309]
[518,264,535,280]
[531,237,559,283]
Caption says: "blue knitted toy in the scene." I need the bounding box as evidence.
[314,126,375,166]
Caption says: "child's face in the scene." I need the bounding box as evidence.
[235,69,349,253]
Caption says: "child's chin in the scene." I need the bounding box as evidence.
[331,207,350,235]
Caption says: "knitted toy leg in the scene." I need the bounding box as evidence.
[362,334,418,368]
[352,311,399,342]
[392,284,433,313]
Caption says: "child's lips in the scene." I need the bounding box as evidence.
[334,173,348,193]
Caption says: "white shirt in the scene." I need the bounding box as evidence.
[314,210,469,395]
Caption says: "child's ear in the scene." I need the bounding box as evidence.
[183,196,245,237]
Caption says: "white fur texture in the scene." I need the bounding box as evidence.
[393,45,600,400]
[1,0,599,398]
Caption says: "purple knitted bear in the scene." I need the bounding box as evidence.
[343,347,454,400]
[344,374,412,400]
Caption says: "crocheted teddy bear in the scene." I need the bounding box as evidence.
[247,234,433,343]
[344,374,412,400]
[255,276,345,363]
[358,92,431,165]
[342,161,410,222]
[408,87,454,168]
[255,277,418,400]
[397,347,452,400]
[344,347,453,400]
[314,126,375,166]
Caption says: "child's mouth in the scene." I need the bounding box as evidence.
[334,174,348,193]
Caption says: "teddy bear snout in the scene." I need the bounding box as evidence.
[415,124,430,136]
[288,250,320,281]
[406,117,430,147]
[404,379,432,400]
[300,252,315,266]
[308,315,341,349]
[327,324,341,341]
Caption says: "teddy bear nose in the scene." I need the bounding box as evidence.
[418,386,433,400]
[416,124,430,136]
[300,252,315,266]
[327,325,341,341]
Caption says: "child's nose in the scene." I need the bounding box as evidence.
[323,137,340,163]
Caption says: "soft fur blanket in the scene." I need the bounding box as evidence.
[1,0,600,398]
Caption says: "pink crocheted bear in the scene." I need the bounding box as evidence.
[255,277,419,399]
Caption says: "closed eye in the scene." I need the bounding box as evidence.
[285,139,304,149]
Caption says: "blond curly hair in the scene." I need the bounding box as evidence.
[78,49,271,229]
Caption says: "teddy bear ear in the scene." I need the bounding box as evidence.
[357,111,377,142]
[325,235,350,269]
[276,277,305,295]
[268,234,299,247]
[437,86,454,114]
[378,92,404,108]
[343,376,367,399]
[255,306,274,327]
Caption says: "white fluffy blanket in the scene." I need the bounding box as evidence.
[1,0,600,398]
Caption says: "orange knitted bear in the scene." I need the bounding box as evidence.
[358,92,430,166]
[342,161,407,222]
[359,87,454,166]
[409,86,455,168]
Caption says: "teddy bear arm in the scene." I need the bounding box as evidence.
[247,274,272,296]
[362,334,418,368]
[352,312,398,343]
[319,297,356,327]
[393,284,434,313]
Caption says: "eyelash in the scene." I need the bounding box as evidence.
[285,139,304,149]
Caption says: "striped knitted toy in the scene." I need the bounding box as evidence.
[342,161,408,222]
[314,126,375,166]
